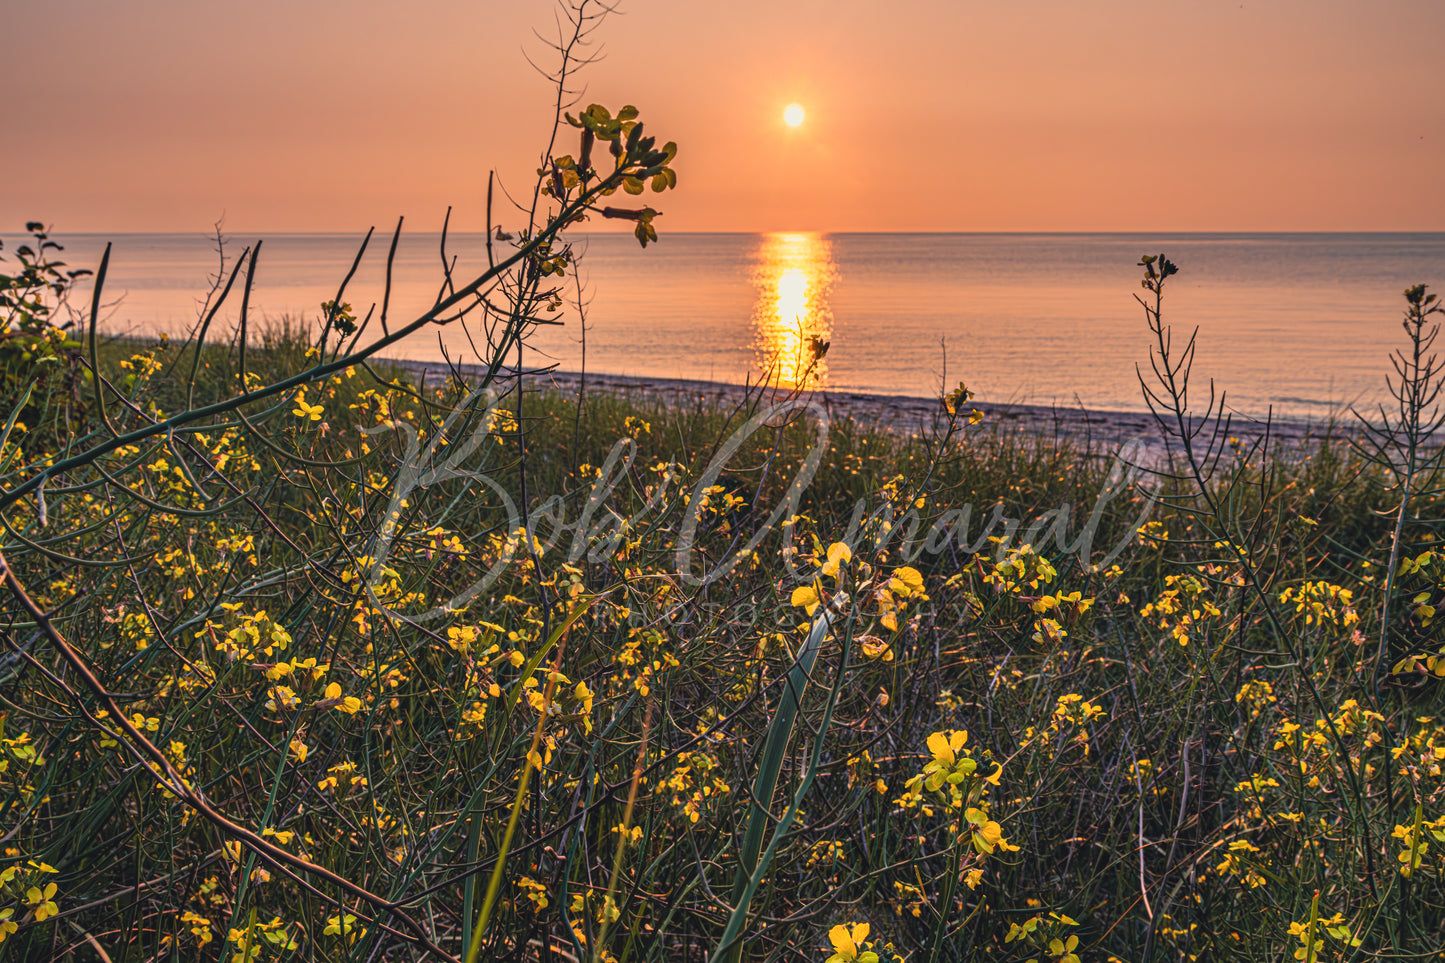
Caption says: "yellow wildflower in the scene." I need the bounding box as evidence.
[293,397,324,421]
[826,922,878,963]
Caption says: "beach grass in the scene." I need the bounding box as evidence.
[2,290,1444,963]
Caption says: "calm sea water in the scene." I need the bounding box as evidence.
[30,231,1445,418]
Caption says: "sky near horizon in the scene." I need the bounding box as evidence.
[6,0,1444,235]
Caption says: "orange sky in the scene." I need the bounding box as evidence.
[8,0,1444,233]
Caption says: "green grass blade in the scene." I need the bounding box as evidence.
[719,592,847,963]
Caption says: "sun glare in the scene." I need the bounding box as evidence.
[783,103,805,127]
[753,233,835,389]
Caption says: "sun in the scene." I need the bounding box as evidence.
[783,103,805,127]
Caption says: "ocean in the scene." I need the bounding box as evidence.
[30,230,1445,419]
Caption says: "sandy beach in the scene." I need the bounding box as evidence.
[391,359,1356,463]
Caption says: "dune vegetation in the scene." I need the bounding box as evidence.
[2,8,1444,963]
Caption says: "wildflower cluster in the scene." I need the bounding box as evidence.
[0,862,60,943]
[899,728,1015,878]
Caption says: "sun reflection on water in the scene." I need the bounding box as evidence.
[751,233,836,389]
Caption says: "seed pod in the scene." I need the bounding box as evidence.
[579,128,594,173]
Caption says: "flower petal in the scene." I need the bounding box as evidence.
[889,566,924,597]
[828,923,856,956]
[926,731,953,765]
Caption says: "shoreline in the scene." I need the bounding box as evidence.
[94,330,1365,459]
[389,359,1355,458]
